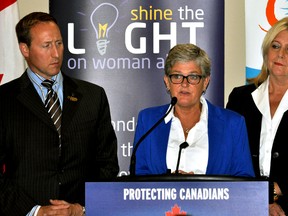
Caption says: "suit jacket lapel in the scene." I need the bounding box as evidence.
[206,101,224,173]
[148,105,171,173]
[61,75,83,131]
[153,120,171,173]
[17,72,56,130]
[17,72,84,133]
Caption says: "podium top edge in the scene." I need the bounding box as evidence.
[94,174,267,182]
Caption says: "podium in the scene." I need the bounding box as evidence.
[85,175,268,215]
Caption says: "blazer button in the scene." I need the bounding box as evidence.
[272,152,279,158]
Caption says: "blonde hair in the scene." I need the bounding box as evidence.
[248,16,288,86]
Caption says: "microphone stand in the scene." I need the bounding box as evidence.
[175,142,189,174]
[129,97,177,176]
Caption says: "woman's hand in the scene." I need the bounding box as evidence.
[173,170,195,174]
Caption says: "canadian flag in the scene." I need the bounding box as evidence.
[0,0,25,85]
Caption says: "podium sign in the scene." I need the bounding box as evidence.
[86,180,268,215]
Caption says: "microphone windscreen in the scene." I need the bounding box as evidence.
[171,97,177,105]
[180,141,189,149]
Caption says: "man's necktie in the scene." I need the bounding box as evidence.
[41,80,62,135]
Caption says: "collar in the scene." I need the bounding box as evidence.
[252,75,288,118]
[164,96,208,124]
[251,76,270,117]
[27,68,63,89]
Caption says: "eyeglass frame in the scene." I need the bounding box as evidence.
[168,74,203,85]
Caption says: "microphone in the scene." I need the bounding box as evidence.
[129,97,177,176]
[175,141,189,174]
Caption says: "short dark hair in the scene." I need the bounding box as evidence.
[16,12,58,46]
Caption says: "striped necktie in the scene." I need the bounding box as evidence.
[41,79,62,135]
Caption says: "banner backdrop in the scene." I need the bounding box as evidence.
[49,0,224,176]
[245,0,288,79]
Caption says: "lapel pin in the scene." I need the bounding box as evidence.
[67,95,78,102]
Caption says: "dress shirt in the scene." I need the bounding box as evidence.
[26,206,40,216]
[27,68,63,108]
[252,76,288,177]
[165,96,209,174]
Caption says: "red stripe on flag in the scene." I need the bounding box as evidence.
[0,74,3,84]
[0,0,17,12]
[1,164,5,174]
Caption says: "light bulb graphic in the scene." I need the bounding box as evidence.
[90,3,119,55]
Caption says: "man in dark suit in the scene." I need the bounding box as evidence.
[0,12,119,216]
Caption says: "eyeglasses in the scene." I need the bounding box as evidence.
[169,74,203,85]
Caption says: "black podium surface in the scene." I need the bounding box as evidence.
[117,174,260,182]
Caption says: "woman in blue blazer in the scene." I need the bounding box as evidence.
[133,44,254,178]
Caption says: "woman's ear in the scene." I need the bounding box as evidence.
[203,76,210,91]
[164,75,170,91]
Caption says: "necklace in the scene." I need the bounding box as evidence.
[184,128,190,134]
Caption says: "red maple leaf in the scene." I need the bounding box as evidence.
[166,204,187,216]
[0,74,3,84]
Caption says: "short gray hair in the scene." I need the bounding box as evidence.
[164,43,211,77]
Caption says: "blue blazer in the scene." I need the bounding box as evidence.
[133,99,255,177]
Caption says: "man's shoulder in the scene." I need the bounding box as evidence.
[0,76,22,94]
[63,74,104,92]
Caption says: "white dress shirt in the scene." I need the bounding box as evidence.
[252,76,288,177]
[165,96,209,174]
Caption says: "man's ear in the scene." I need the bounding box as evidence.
[19,43,29,58]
